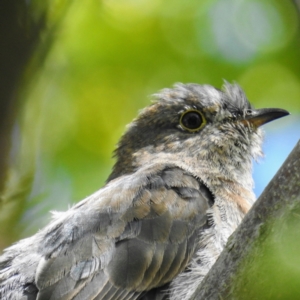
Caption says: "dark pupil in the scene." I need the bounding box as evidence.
[182,112,202,129]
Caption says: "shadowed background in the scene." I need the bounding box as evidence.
[0,0,300,298]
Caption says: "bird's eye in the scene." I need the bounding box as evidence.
[180,110,206,132]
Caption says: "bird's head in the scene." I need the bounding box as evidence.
[108,82,289,184]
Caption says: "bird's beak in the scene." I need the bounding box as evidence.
[242,108,290,128]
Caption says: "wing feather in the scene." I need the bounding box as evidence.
[0,165,213,300]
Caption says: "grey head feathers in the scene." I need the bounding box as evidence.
[108,82,261,182]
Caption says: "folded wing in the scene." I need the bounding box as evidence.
[0,165,213,300]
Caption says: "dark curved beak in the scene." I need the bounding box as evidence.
[243,108,290,127]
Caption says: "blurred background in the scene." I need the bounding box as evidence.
[0,0,300,298]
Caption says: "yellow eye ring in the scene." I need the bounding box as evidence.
[180,109,206,132]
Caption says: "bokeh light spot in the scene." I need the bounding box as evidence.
[197,0,298,64]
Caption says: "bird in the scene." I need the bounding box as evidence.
[0,82,289,300]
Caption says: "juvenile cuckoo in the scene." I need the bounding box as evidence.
[0,82,289,300]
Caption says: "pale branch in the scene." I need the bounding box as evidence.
[190,140,300,300]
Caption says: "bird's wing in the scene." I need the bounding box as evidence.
[0,165,213,300]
